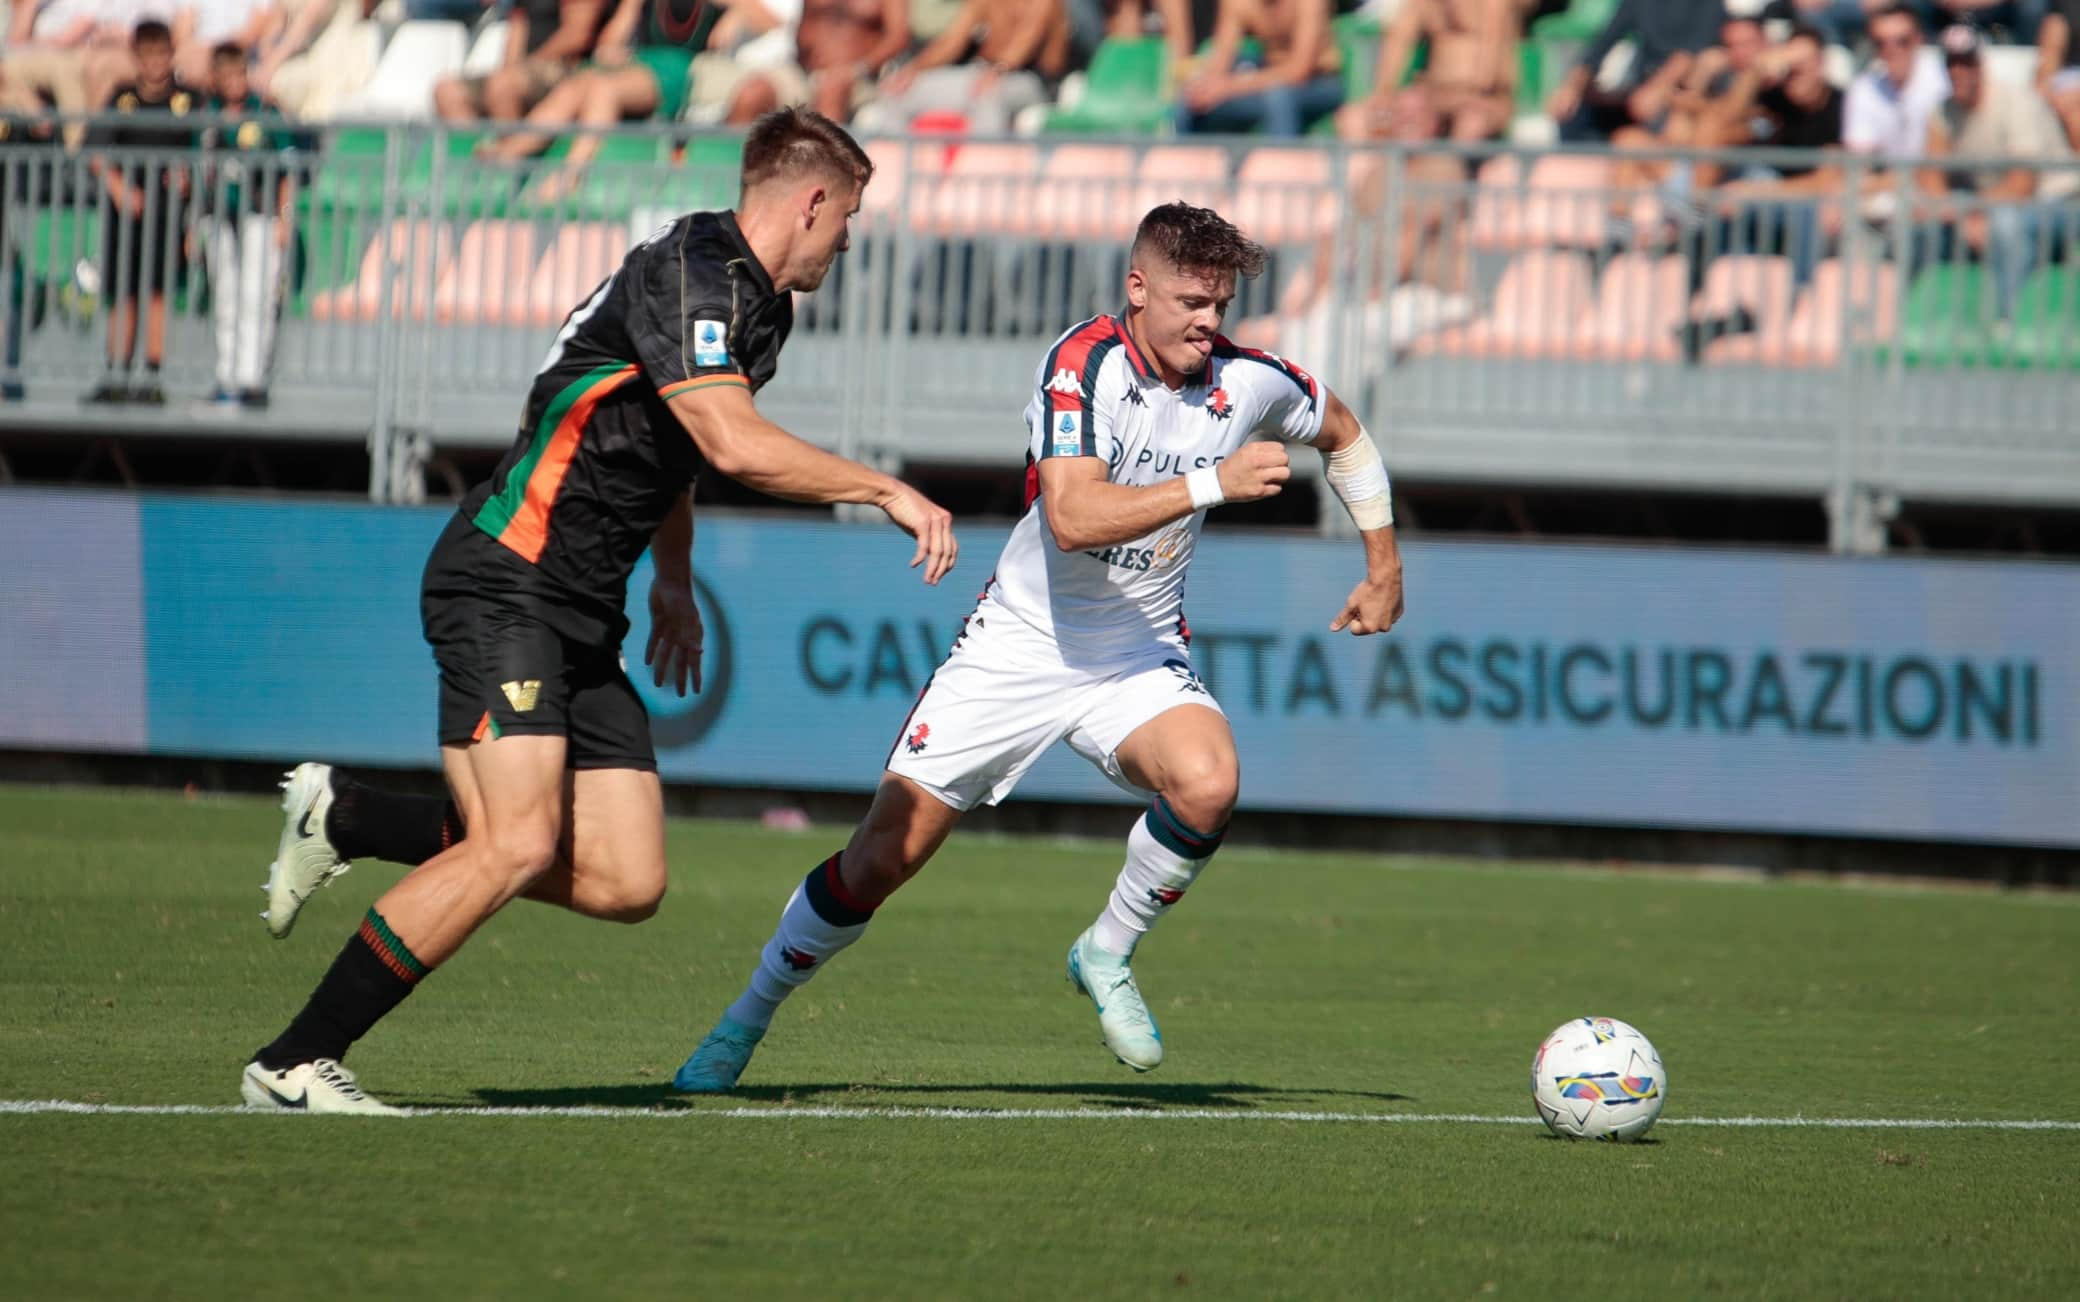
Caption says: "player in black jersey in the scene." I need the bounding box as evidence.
[240,108,957,1114]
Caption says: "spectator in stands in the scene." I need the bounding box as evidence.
[1338,0,1522,147]
[1548,0,1726,143]
[252,0,379,120]
[199,41,293,409]
[85,20,195,407]
[1845,3,1949,160]
[2040,0,2080,147]
[1713,24,1846,286]
[481,0,719,195]
[1926,1,2044,43]
[1917,23,2076,318]
[1,0,145,144]
[433,0,606,124]
[1605,12,1769,206]
[1173,0,1343,138]
[174,0,277,88]
[687,0,911,126]
[855,0,1069,134]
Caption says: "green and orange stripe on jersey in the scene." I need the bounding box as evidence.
[658,373,747,401]
[472,362,640,562]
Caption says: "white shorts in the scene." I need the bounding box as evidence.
[883,599,1227,811]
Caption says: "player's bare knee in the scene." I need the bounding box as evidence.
[1164,752,1238,832]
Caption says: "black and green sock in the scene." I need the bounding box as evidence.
[254,908,430,1069]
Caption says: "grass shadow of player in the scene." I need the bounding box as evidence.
[471,1080,1414,1111]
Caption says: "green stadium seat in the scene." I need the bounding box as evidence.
[20,207,97,285]
[1045,37,1172,135]
[2004,268,2080,371]
[1894,263,1999,369]
[1532,0,1618,42]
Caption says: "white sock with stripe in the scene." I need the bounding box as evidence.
[1088,797,1228,959]
[723,853,874,1031]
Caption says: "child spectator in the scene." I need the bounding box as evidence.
[200,40,295,409]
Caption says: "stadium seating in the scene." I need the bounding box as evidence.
[1131,144,1232,217]
[334,21,469,121]
[1026,144,1138,240]
[1894,264,1997,369]
[309,219,452,322]
[436,220,539,325]
[1413,249,1595,356]
[523,222,630,326]
[1574,253,1689,362]
[1232,147,1337,245]
[925,142,1038,237]
[1471,154,1613,251]
[1044,37,1171,136]
[2004,269,2080,371]
[1695,255,1797,364]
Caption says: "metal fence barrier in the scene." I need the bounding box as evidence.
[2,122,2076,551]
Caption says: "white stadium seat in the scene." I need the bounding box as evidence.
[334,21,471,122]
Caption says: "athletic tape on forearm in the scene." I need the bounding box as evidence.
[1325,429,1394,531]
[1185,466,1226,512]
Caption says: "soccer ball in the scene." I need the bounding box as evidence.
[1530,1017,1667,1142]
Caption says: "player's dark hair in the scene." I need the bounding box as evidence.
[1131,202,1268,282]
[132,19,173,48]
[211,41,246,65]
[739,107,873,196]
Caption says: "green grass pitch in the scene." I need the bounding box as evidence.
[2,784,2077,1299]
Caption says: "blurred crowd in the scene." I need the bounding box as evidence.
[0,0,2075,399]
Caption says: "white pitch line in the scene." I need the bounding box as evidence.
[1,1099,2076,1129]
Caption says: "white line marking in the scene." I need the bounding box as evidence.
[1,1099,2076,1129]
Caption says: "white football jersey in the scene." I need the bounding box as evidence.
[984,313,1326,664]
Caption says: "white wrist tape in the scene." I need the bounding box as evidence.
[1325,428,1394,531]
[1185,466,1226,512]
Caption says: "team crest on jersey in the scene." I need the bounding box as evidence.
[1052,410,1083,456]
[906,722,931,754]
[1205,388,1233,421]
[693,320,730,368]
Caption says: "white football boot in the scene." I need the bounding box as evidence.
[240,1058,405,1116]
[264,763,352,939]
[1066,929,1164,1072]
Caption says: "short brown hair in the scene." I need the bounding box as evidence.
[1131,203,1267,281]
[740,108,873,196]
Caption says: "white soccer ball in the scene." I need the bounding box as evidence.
[1530,1017,1667,1142]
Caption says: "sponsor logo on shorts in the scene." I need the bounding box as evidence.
[780,946,816,971]
[693,319,730,368]
[906,722,931,755]
[501,679,541,712]
[1163,659,1208,696]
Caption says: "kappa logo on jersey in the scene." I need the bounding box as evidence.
[906,722,931,754]
[1205,387,1233,421]
[1052,410,1083,457]
[1047,368,1082,395]
[1162,659,1208,696]
[1146,885,1187,906]
[693,319,730,368]
[1124,385,1146,407]
[780,946,816,971]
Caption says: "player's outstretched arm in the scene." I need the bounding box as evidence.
[668,382,958,585]
[1311,388,1405,637]
[1035,444,1291,552]
[646,489,704,696]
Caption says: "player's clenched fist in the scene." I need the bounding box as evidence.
[1216,441,1290,503]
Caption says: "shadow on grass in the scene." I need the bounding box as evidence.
[470,1080,1416,1111]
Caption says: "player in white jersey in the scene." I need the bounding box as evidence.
[675,202,1405,1089]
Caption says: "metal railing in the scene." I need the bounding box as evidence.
[2,123,2076,551]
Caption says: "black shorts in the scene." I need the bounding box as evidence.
[102,207,184,302]
[420,515,656,772]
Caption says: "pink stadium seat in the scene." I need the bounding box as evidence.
[1131,145,1231,220]
[1718,258,1901,367]
[520,222,629,327]
[309,220,452,322]
[1231,146,1335,245]
[1026,144,1136,240]
[924,142,1038,236]
[1414,250,1595,357]
[861,137,917,216]
[1471,155,1613,251]
[437,221,539,326]
[1572,254,1689,362]
[1694,256,1796,364]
